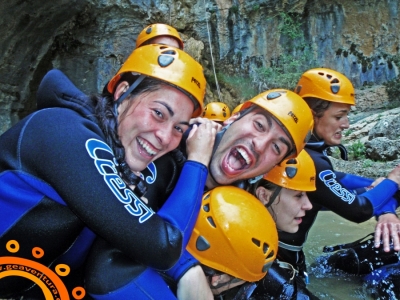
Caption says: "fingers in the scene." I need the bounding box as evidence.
[375,213,400,252]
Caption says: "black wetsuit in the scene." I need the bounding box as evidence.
[0,69,207,298]
[251,135,399,299]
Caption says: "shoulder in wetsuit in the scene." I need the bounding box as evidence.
[0,69,207,298]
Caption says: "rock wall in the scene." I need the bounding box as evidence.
[1,0,400,134]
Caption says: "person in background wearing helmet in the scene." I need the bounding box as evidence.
[248,150,319,299]
[187,186,278,299]
[272,68,400,287]
[82,89,314,299]
[202,102,231,124]
[0,44,217,298]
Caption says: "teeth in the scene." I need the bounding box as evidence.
[237,147,250,165]
[138,138,156,156]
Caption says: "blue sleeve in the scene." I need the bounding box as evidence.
[165,249,199,281]
[158,160,207,251]
[359,179,399,213]
[373,197,398,218]
[337,172,374,189]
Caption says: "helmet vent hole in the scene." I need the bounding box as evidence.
[285,166,297,179]
[266,250,275,259]
[266,91,281,100]
[146,27,152,34]
[196,236,211,251]
[203,203,210,212]
[207,216,216,228]
[204,193,211,200]
[252,238,261,247]
[295,85,302,94]
[263,243,269,254]
[331,85,340,94]
[326,74,332,79]
[331,78,339,84]
[286,158,297,165]
[158,55,175,67]
[317,72,325,76]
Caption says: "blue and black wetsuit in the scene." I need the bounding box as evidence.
[0,69,207,298]
[251,135,399,299]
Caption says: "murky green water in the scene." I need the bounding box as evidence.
[303,211,378,299]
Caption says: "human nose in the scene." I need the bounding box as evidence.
[302,194,313,211]
[341,116,350,129]
[155,125,173,147]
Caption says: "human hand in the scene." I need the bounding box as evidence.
[387,165,400,187]
[374,213,400,252]
[177,265,213,300]
[369,177,385,188]
[186,120,217,166]
[189,117,223,132]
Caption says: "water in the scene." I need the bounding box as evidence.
[303,211,379,299]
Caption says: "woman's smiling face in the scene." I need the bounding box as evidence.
[117,84,193,172]
[313,102,351,146]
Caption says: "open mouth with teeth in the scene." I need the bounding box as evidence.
[222,147,251,175]
[137,137,157,157]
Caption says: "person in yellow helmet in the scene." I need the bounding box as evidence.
[231,103,244,115]
[202,101,231,124]
[0,43,218,298]
[264,68,400,297]
[187,186,278,297]
[136,23,184,49]
[82,88,314,300]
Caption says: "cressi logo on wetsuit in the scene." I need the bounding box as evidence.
[85,139,155,223]
[319,170,355,204]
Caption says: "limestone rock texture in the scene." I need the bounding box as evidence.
[1,0,400,134]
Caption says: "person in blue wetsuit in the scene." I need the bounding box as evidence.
[0,44,217,298]
[271,68,400,292]
[83,88,315,300]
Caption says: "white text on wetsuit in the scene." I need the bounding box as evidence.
[85,138,154,223]
[319,170,355,204]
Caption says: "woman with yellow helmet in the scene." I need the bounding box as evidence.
[0,43,218,298]
[270,68,400,294]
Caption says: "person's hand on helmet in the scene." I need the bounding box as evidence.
[186,119,217,166]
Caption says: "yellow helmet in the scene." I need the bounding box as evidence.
[295,68,355,105]
[136,23,184,49]
[187,186,278,282]
[241,89,314,159]
[264,150,316,191]
[107,44,205,117]
[202,102,231,122]
[232,103,244,115]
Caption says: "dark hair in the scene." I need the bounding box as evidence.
[249,178,280,219]
[303,97,331,118]
[90,74,186,196]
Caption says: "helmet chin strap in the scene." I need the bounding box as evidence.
[265,186,282,207]
[113,75,146,115]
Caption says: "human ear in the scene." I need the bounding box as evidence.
[113,81,130,101]
[223,112,240,126]
[255,186,272,206]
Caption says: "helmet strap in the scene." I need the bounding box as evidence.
[113,74,146,115]
[266,186,282,207]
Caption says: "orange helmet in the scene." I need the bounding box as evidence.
[264,150,316,191]
[295,68,355,105]
[202,102,231,122]
[241,89,314,159]
[187,186,278,282]
[107,44,205,117]
[136,23,184,49]
[232,103,244,115]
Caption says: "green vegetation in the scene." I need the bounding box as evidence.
[217,73,259,101]
[384,76,400,108]
[344,129,353,137]
[362,159,374,168]
[254,12,318,90]
[348,140,366,160]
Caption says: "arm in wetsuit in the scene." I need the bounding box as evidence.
[0,107,207,271]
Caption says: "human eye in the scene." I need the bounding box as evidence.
[295,192,304,199]
[254,120,264,131]
[174,125,184,134]
[273,143,281,156]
